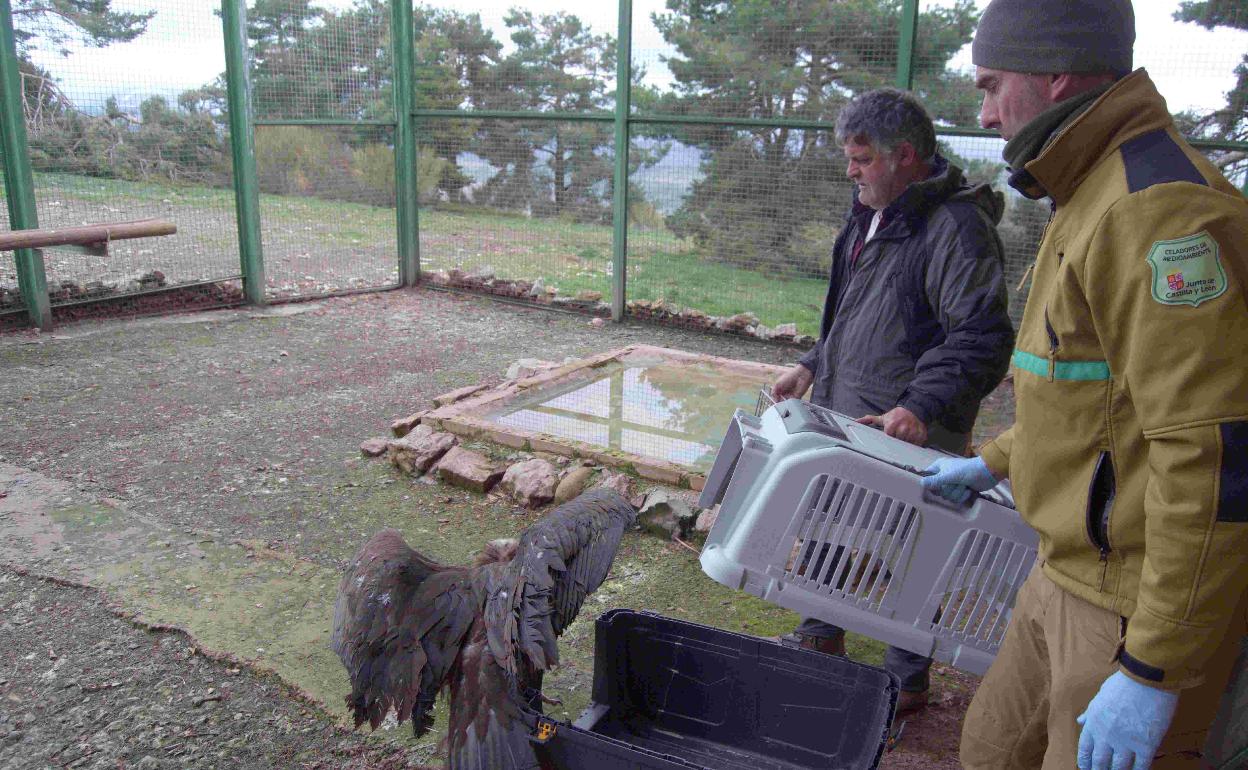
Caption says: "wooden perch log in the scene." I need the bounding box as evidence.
[0,218,177,252]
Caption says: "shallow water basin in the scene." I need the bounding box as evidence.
[423,345,788,489]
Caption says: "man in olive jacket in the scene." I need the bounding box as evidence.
[772,89,1014,713]
[923,1,1248,768]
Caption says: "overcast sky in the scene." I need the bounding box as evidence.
[24,0,1248,119]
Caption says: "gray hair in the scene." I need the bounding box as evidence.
[834,89,937,161]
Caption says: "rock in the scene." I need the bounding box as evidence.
[388,425,458,475]
[390,409,428,437]
[637,490,698,540]
[427,270,451,286]
[750,324,773,339]
[359,437,390,457]
[589,317,606,327]
[436,447,504,493]
[528,278,545,297]
[594,470,632,499]
[136,270,166,289]
[533,451,571,467]
[432,382,489,407]
[553,466,594,504]
[500,458,559,508]
[794,334,816,347]
[695,506,719,533]
[505,358,557,380]
[53,279,83,300]
[84,280,112,297]
[773,322,798,340]
[446,268,466,284]
[467,265,495,283]
[575,289,603,302]
[723,312,760,332]
[679,308,710,322]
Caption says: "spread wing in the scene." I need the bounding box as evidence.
[485,487,637,677]
[331,528,476,735]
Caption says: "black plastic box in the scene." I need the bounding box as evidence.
[528,609,899,770]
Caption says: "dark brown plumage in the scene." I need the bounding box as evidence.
[331,488,637,770]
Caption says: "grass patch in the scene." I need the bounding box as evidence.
[12,171,828,334]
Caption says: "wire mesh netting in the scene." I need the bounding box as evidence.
[254,123,400,297]
[249,0,395,124]
[412,4,616,116]
[2,0,1245,330]
[626,128,840,336]
[0,142,20,314]
[418,116,613,305]
[249,0,400,299]
[635,0,911,120]
[2,1,242,314]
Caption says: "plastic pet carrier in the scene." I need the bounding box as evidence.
[527,608,898,770]
[697,398,1039,676]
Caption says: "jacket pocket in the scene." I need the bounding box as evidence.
[1086,450,1116,555]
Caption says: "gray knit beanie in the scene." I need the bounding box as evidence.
[972,0,1135,75]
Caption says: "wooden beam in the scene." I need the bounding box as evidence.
[0,218,176,252]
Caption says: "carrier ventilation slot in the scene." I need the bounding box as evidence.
[931,530,1034,647]
[784,475,919,613]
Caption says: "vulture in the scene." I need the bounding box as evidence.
[331,487,638,770]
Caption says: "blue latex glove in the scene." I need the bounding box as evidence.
[920,456,998,504]
[1077,671,1178,770]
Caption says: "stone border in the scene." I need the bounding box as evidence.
[423,268,818,346]
[422,344,786,490]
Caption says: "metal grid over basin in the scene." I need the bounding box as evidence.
[422,345,786,490]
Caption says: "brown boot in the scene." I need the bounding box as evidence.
[894,688,929,715]
[780,632,846,656]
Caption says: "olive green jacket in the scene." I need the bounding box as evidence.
[980,70,1248,690]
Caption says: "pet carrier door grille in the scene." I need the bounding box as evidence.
[780,475,919,619]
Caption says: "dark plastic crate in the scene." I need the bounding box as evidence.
[528,609,898,770]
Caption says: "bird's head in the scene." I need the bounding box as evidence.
[472,538,519,566]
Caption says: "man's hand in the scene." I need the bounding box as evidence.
[920,457,999,504]
[772,364,814,402]
[857,406,928,445]
[1076,671,1178,770]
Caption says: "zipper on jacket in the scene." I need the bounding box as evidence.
[1044,309,1059,381]
[1086,451,1116,590]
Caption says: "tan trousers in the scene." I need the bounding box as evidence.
[961,565,1244,770]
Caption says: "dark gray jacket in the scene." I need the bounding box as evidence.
[798,156,1013,447]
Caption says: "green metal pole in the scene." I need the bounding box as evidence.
[0,0,50,331]
[610,0,633,323]
[392,0,419,286]
[896,0,919,91]
[222,0,265,305]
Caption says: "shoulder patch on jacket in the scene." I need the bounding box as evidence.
[1145,231,1227,307]
[1120,129,1206,193]
[1219,422,1248,523]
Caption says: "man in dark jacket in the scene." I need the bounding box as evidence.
[772,88,1014,713]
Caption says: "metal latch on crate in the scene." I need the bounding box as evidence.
[530,716,558,743]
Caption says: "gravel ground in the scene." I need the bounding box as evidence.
[0,566,432,770]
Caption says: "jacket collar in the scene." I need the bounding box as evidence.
[1021,69,1174,205]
